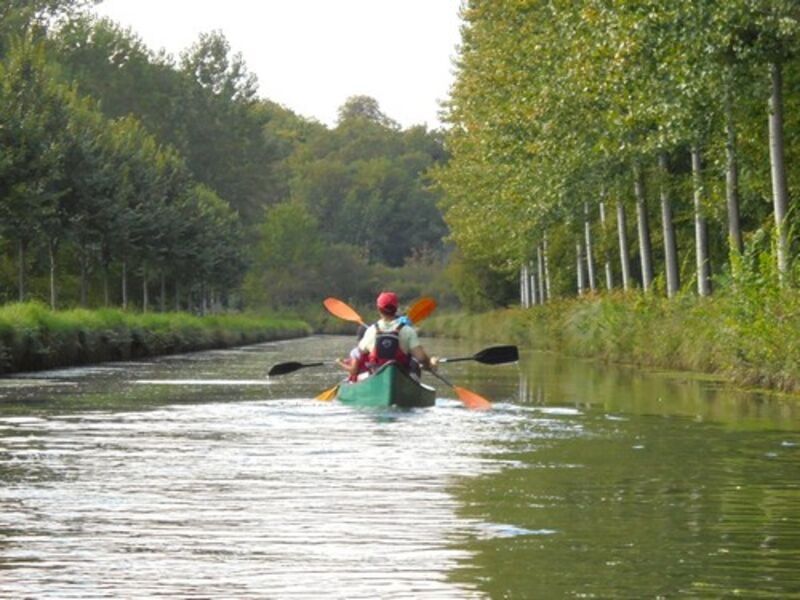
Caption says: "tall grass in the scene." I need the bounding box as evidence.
[0,303,310,374]
[426,250,800,393]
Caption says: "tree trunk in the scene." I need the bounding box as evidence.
[584,202,596,293]
[17,239,26,302]
[659,153,680,298]
[633,162,654,292]
[520,264,529,308]
[576,241,585,295]
[160,271,166,312]
[101,241,111,306]
[768,61,790,280]
[537,243,546,302]
[79,244,90,308]
[599,199,613,290]
[530,262,539,306]
[692,147,712,296]
[103,264,110,307]
[520,267,526,308]
[725,73,744,257]
[122,257,128,310]
[616,201,631,291]
[142,263,149,312]
[543,233,552,300]
[48,239,58,310]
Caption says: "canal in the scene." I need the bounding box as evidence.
[1,335,799,598]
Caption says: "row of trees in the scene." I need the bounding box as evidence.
[1,3,450,310]
[0,33,244,310]
[435,0,800,309]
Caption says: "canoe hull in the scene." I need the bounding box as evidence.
[337,362,435,408]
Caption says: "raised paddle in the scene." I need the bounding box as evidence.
[406,297,437,325]
[323,297,365,326]
[428,370,492,411]
[323,296,437,327]
[438,345,519,366]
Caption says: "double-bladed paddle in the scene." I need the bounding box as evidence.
[439,345,519,365]
[270,345,517,377]
[268,361,326,376]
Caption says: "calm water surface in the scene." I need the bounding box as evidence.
[1,335,798,598]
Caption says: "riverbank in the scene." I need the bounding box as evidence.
[0,303,311,374]
[425,290,800,394]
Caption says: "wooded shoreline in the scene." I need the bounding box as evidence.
[0,303,310,375]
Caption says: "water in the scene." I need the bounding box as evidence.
[1,336,799,598]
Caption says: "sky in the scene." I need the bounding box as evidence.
[93,0,464,129]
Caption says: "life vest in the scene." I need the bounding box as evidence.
[367,321,410,369]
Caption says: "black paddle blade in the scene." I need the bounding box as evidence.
[473,345,519,365]
[268,361,323,376]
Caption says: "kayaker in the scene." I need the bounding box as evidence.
[349,291,437,379]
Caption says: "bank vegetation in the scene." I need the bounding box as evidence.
[0,302,309,374]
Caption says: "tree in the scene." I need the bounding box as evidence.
[0,38,69,302]
[337,95,398,129]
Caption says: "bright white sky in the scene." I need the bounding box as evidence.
[93,0,463,129]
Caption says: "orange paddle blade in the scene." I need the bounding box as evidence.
[453,385,492,411]
[316,385,339,401]
[407,297,437,324]
[323,298,365,325]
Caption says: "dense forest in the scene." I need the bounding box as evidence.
[0,0,449,312]
[435,0,800,309]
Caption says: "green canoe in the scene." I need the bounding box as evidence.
[337,362,436,408]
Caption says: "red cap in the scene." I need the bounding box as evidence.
[376,291,398,314]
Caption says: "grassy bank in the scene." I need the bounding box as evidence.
[0,303,311,374]
[426,287,800,394]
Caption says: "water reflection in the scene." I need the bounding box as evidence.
[0,337,798,598]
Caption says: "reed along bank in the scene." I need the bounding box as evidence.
[0,303,310,375]
[426,288,800,395]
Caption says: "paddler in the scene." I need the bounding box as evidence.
[348,291,437,379]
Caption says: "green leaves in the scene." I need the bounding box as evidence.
[436,0,800,306]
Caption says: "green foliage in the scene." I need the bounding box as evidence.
[0,16,454,313]
[290,97,448,266]
[435,0,800,308]
[243,202,378,308]
[0,301,310,373]
[445,250,517,312]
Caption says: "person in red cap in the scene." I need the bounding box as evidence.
[348,291,437,379]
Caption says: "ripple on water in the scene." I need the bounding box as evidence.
[0,397,543,598]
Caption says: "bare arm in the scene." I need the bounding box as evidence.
[411,346,437,371]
